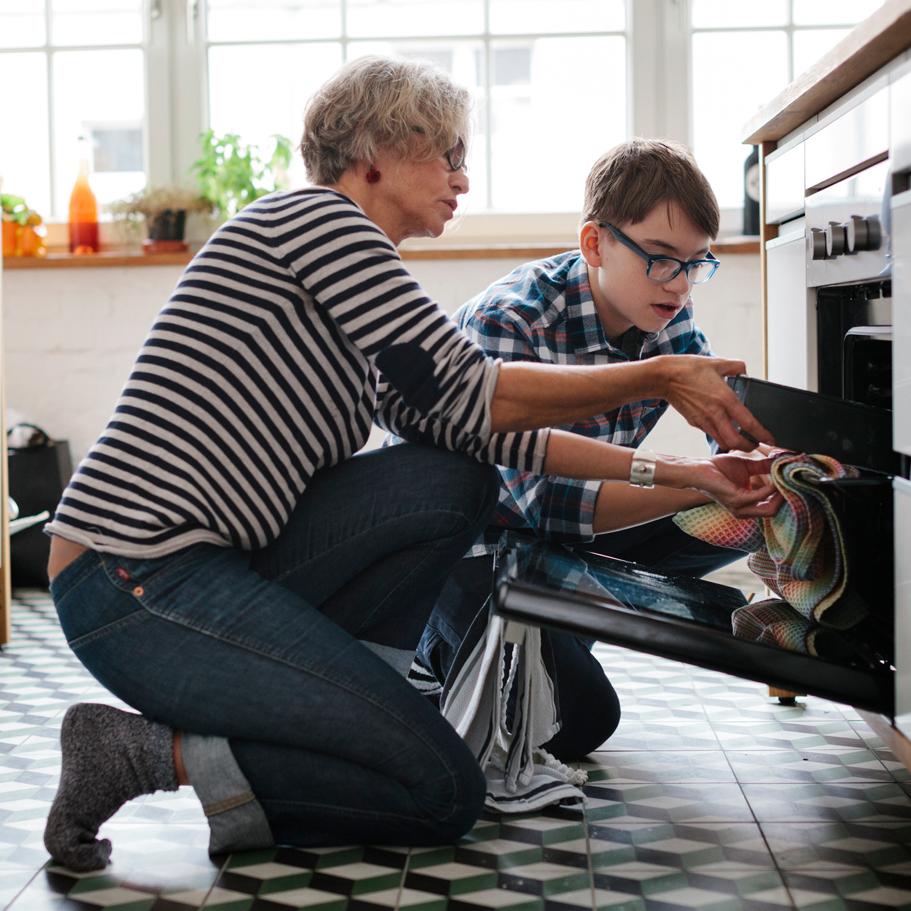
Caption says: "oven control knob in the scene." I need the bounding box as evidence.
[809,227,828,260]
[845,214,882,253]
[825,221,847,257]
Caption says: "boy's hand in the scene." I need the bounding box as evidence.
[658,356,775,452]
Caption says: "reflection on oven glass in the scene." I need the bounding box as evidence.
[508,541,892,672]
[512,543,746,631]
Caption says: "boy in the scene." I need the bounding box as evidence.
[411,139,746,758]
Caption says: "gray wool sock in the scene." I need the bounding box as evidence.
[44,703,179,872]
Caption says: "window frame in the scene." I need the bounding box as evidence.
[0,0,879,241]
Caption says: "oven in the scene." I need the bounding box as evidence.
[490,116,910,721]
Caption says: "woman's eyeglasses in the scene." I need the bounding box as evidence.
[600,222,719,285]
[444,138,467,172]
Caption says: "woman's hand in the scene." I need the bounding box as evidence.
[656,355,775,452]
[675,453,783,518]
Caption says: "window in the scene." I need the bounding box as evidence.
[0,0,146,218]
[203,0,627,215]
[690,0,884,219]
[0,0,886,233]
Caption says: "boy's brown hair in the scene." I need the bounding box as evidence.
[582,139,719,239]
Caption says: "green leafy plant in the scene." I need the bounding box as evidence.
[1,193,42,226]
[192,130,293,222]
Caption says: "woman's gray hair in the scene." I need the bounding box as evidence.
[300,56,471,185]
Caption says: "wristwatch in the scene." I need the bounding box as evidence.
[629,449,657,488]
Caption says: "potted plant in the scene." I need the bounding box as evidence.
[192,130,292,223]
[107,186,211,253]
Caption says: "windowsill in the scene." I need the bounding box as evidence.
[3,236,760,270]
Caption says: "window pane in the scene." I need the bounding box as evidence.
[349,40,487,206]
[206,0,341,43]
[793,28,851,75]
[52,49,145,216]
[347,0,484,38]
[490,36,626,213]
[489,0,624,35]
[51,0,143,46]
[0,52,51,216]
[692,31,788,210]
[0,0,45,48]
[792,0,883,26]
[208,43,343,191]
[692,0,787,28]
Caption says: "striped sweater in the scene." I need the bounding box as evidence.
[47,188,548,557]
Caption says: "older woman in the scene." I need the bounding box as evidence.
[43,56,775,872]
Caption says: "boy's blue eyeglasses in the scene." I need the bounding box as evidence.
[599,222,720,285]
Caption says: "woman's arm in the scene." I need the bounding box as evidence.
[492,355,772,453]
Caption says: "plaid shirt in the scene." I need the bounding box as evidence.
[459,250,713,556]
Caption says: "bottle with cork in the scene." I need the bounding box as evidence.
[68,136,99,254]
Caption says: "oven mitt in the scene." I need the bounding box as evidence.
[673,453,862,630]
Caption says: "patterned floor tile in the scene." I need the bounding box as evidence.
[712,721,866,753]
[597,719,720,753]
[496,861,592,896]
[725,749,894,784]
[580,753,734,784]
[784,875,911,909]
[582,782,753,823]
[0,864,37,908]
[5,590,911,911]
[587,823,774,872]
[404,862,499,896]
[742,782,911,823]
[759,822,911,870]
[453,839,545,870]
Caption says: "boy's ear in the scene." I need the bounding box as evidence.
[579,220,604,267]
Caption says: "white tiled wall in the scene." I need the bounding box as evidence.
[3,253,761,463]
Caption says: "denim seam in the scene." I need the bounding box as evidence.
[204,791,258,816]
[67,609,147,649]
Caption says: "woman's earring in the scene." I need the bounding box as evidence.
[366,166,381,184]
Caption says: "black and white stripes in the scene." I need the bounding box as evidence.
[48,189,548,557]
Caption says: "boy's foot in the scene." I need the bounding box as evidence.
[44,703,179,871]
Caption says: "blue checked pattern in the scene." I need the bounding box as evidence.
[459,251,713,555]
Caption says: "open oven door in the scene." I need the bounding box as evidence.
[493,532,895,718]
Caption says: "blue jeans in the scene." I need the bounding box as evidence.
[418,516,743,760]
[49,444,497,853]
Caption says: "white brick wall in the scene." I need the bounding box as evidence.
[2,254,761,464]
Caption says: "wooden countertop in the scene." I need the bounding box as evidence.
[743,0,911,144]
[2,237,760,270]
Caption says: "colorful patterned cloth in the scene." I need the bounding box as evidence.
[731,598,817,655]
[673,453,862,629]
[731,598,857,660]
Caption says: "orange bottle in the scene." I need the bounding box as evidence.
[68,155,99,254]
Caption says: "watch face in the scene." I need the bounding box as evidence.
[746,163,760,202]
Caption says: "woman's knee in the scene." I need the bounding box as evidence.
[412,750,486,843]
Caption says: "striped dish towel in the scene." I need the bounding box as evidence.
[440,599,586,813]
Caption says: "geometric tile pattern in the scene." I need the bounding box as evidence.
[2,589,911,911]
